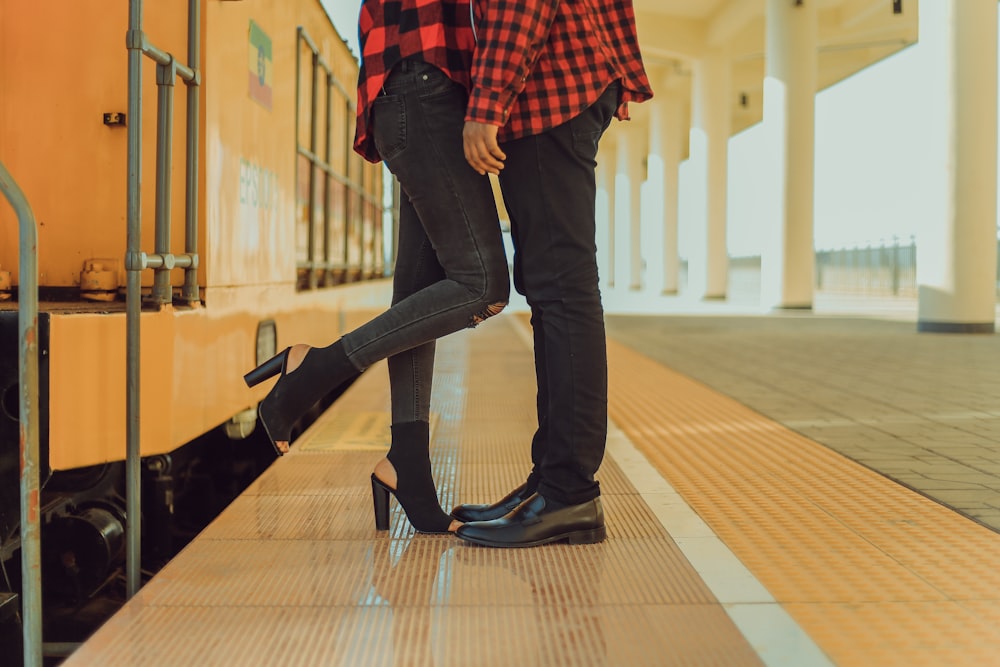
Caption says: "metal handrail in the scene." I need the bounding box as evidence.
[0,162,42,667]
[296,26,390,286]
[124,0,201,599]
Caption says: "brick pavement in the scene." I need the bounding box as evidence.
[605,309,1000,531]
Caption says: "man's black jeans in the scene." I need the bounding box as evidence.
[499,83,620,505]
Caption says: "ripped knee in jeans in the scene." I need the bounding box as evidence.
[470,301,507,327]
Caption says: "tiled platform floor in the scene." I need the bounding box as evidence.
[63,312,1000,666]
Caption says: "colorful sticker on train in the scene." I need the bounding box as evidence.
[248,20,273,110]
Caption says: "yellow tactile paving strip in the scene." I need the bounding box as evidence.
[606,337,1000,666]
[64,316,762,667]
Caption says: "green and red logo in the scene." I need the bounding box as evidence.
[248,20,272,110]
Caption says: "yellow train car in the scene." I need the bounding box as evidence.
[0,0,392,646]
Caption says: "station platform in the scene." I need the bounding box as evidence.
[63,308,1000,666]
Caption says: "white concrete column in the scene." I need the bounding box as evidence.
[761,0,817,310]
[613,133,634,291]
[688,49,731,300]
[605,138,619,288]
[626,126,645,290]
[646,79,685,295]
[916,0,997,333]
[596,149,613,290]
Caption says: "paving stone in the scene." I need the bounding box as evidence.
[606,313,1000,533]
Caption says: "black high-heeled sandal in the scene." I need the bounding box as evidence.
[371,421,456,534]
[244,341,356,456]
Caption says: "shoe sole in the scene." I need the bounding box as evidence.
[456,525,606,548]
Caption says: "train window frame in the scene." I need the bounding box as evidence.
[293,27,395,290]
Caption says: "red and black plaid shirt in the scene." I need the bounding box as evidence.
[469,0,653,142]
[354,0,477,163]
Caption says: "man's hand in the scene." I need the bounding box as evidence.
[463,121,506,175]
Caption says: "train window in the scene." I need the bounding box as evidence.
[294,28,395,290]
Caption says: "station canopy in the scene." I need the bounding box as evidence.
[632,0,918,136]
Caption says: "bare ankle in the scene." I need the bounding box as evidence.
[285,344,310,374]
[373,457,397,489]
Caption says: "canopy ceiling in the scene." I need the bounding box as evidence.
[630,0,918,137]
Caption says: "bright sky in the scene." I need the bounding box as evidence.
[322,1,361,57]
[324,4,995,258]
[723,42,930,256]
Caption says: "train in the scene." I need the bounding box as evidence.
[0,0,394,654]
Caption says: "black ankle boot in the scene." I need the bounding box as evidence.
[256,340,358,455]
[371,421,454,534]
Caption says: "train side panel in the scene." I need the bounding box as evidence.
[205,0,379,289]
[206,0,294,289]
[0,0,195,289]
[46,284,388,470]
[1,0,393,470]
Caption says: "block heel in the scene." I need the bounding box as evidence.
[244,350,287,388]
[372,474,391,531]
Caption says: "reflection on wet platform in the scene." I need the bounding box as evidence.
[64,312,1000,665]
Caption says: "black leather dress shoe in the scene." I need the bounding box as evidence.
[455,494,605,548]
[451,483,530,522]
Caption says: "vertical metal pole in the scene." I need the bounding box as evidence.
[125,0,144,599]
[359,163,368,277]
[0,162,41,667]
[342,98,352,274]
[322,74,332,282]
[152,62,176,305]
[892,237,901,296]
[307,54,319,289]
[182,0,201,304]
[295,29,302,285]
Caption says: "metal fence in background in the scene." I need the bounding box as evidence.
[816,237,918,296]
[730,237,1000,298]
